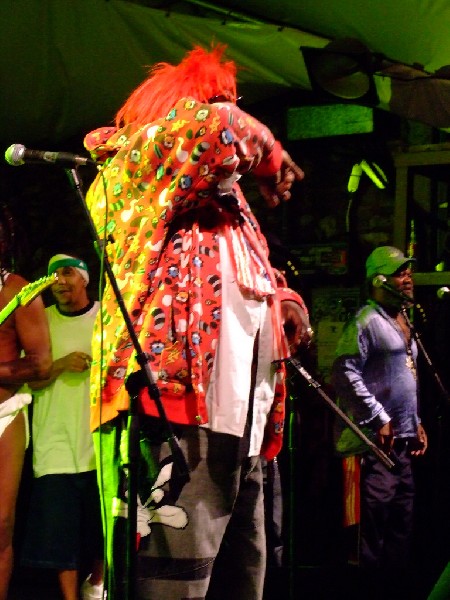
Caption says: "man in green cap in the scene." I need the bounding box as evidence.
[332,245,427,590]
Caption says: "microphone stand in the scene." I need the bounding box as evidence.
[283,355,394,598]
[401,305,450,579]
[345,165,362,285]
[285,356,395,470]
[401,308,450,408]
[65,168,190,600]
[287,390,298,600]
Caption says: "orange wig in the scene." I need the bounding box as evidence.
[115,44,238,128]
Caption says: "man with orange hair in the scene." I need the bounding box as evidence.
[84,44,309,599]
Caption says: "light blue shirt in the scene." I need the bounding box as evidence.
[332,301,420,438]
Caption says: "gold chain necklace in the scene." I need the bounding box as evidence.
[400,310,417,380]
[405,342,417,379]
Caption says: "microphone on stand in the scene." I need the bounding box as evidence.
[372,274,414,304]
[437,286,450,299]
[4,144,95,167]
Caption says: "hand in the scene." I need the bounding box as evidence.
[258,151,305,207]
[281,300,312,353]
[56,351,92,373]
[411,423,428,456]
[376,421,394,454]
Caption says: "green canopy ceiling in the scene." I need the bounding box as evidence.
[2,0,450,149]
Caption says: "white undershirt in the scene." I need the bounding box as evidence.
[204,235,276,456]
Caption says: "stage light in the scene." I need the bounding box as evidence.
[360,160,387,189]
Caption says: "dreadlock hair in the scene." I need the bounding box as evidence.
[0,204,17,282]
[115,44,238,128]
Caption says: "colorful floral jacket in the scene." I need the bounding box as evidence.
[84,98,300,459]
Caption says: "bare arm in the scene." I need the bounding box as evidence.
[28,351,92,391]
[0,275,52,388]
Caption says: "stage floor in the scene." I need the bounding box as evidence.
[8,562,444,600]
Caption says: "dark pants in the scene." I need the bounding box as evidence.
[360,440,415,570]
[262,457,283,568]
[21,471,104,570]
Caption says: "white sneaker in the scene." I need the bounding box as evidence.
[80,575,106,600]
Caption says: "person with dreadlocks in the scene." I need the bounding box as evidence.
[0,209,52,600]
[84,44,309,599]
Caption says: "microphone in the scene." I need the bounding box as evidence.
[372,274,414,304]
[4,144,95,167]
[437,286,450,299]
[347,163,363,193]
